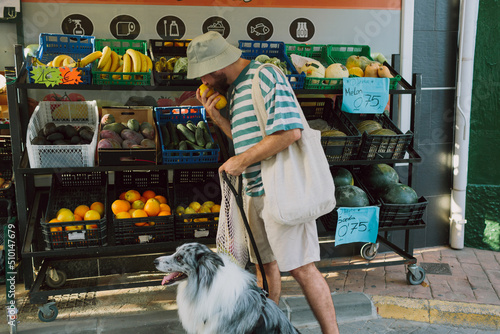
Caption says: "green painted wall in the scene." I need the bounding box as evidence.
[465,0,500,250]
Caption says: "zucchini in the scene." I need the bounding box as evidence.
[167,121,179,146]
[195,127,206,147]
[160,124,170,147]
[177,123,196,142]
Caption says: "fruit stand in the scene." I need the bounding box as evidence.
[6,36,426,322]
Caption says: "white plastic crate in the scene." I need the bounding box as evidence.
[26,101,99,168]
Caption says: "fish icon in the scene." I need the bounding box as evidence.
[250,23,270,36]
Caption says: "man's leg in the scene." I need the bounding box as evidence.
[290,263,339,334]
[255,260,281,304]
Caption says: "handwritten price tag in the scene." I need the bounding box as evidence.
[341,77,389,114]
[31,66,82,87]
[335,206,379,246]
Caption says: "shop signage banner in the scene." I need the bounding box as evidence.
[20,0,401,10]
[335,206,379,246]
[341,77,389,114]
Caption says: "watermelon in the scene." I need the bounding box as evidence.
[380,183,418,204]
[335,185,369,207]
[331,167,354,187]
[360,164,399,193]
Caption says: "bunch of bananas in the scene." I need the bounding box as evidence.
[155,56,180,73]
[32,54,78,67]
[93,46,153,80]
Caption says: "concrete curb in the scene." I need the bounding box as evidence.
[371,295,500,330]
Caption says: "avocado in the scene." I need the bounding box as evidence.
[42,122,57,137]
[64,125,78,139]
[46,132,64,142]
[31,136,49,145]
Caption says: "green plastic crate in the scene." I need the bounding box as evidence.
[92,39,151,86]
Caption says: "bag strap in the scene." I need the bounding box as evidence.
[251,63,311,137]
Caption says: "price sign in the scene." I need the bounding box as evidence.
[31,66,82,87]
[341,77,389,114]
[335,206,379,246]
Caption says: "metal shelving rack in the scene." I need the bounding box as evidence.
[7,44,424,321]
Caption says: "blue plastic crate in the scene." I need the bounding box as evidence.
[239,40,305,89]
[27,33,95,85]
[155,106,220,164]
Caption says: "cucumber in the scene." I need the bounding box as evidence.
[186,122,197,133]
[205,142,216,149]
[177,124,196,142]
[197,120,208,131]
[178,140,188,150]
[167,121,179,146]
[160,124,170,147]
[186,140,205,150]
[202,127,213,144]
[195,127,206,147]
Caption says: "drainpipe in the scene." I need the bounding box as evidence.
[450,0,479,249]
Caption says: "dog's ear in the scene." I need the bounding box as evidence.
[196,251,224,288]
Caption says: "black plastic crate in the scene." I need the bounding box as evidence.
[149,39,200,86]
[41,172,108,250]
[0,135,12,162]
[299,98,361,162]
[345,112,414,160]
[353,169,428,228]
[173,169,221,240]
[113,170,174,245]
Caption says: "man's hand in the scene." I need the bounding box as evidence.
[196,87,232,138]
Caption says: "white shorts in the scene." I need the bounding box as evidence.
[243,193,320,272]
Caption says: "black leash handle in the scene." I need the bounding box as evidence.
[221,171,269,295]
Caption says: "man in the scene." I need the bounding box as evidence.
[187,31,339,334]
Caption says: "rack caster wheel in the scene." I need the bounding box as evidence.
[406,265,426,285]
[360,242,379,261]
[38,302,58,322]
[45,268,67,288]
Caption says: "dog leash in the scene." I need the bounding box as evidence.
[221,171,269,296]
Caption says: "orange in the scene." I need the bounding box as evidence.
[211,204,221,213]
[132,200,145,210]
[74,214,83,221]
[112,199,131,215]
[128,208,136,215]
[91,202,105,217]
[57,208,75,222]
[160,203,171,212]
[142,190,156,200]
[140,196,147,203]
[86,224,98,229]
[125,190,141,203]
[119,192,127,200]
[84,209,101,220]
[116,211,132,219]
[74,205,90,218]
[65,225,83,231]
[132,209,148,218]
[144,198,161,217]
[158,211,171,216]
[154,195,167,204]
[48,218,62,232]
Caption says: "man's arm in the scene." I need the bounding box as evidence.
[219,128,301,176]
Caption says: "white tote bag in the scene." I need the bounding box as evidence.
[251,63,336,226]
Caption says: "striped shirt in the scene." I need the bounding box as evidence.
[229,60,303,196]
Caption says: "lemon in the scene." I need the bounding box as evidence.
[176,206,185,215]
[189,202,201,212]
[132,200,145,210]
[57,208,75,222]
[202,201,215,209]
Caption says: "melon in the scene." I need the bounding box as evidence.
[360,164,399,193]
[370,128,397,136]
[380,183,418,204]
[331,167,354,187]
[300,60,325,78]
[335,185,369,207]
[325,63,349,78]
[356,120,382,134]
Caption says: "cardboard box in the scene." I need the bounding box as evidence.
[98,106,160,166]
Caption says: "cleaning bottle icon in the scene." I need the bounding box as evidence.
[70,19,84,35]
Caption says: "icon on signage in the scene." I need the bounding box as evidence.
[207,21,225,35]
[116,21,136,36]
[203,17,230,38]
[156,16,185,40]
[62,14,94,36]
[69,19,85,35]
[289,18,315,42]
[251,23,270,36]
[296,22,308,39]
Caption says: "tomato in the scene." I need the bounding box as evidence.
[68,93,85,101]
[42,93,62,101]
